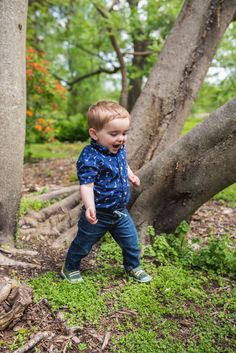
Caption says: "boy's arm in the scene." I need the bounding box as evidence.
[128,165,140,187]
[80,183,98,224]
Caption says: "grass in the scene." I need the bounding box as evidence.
[20,196,51,217]
[26,232,236,353]
[24,141,86,160]
[213,184,236,208]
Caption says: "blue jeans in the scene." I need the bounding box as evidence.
[65,208,140,272]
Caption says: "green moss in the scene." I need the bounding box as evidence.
[20,197,51,217]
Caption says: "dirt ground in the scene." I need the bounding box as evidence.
[0,159,235,352]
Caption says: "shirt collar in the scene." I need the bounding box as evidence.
[90,139,124,156]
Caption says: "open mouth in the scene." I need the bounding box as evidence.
[112,144,121,150]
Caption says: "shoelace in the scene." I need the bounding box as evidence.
[70,271,81,277]
[134,270,145,277]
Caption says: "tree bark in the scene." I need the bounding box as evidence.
[0,1,28,246]
[127,0,236,171]
[129,97,236,234]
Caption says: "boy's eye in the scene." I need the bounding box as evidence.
[110,132,118,136]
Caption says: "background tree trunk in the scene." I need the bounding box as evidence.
[0,0,28,246]
[129,97,236,235]
[127,0,236,171]
[127,0,148,112]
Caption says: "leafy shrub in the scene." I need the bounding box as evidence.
[26,47,68,144]
[55,113,88,142]
[145,222,236,276]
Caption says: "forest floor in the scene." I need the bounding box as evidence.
[0,158,235,353]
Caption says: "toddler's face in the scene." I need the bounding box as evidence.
[90,118,130,153]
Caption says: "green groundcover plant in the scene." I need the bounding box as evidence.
[16,223,235,353]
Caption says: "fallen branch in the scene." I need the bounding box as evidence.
[102,331,111,350]
[13,331,55,353]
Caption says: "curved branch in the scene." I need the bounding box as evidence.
[52,66,120,88]
[94,4,129,108]
[130,96,236,234]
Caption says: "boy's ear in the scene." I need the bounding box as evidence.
[89,128,98,140]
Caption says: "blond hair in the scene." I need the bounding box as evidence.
[87,101,130,130]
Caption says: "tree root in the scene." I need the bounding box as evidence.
[40,191,80,220]
[0,247,38,256]
[30,184,80,202]
[19,190,82,249]
[0,253,41,268]
[21,191,80,226]
[52,225,78,249]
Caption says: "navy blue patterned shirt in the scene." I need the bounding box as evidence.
[77,139,130,210]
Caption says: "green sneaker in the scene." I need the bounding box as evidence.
[61,266,83,284]
[128,267,152,283]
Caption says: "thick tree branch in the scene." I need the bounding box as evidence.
[130,96,236,234]
[127,0,236,170]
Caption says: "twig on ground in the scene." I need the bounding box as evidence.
[102,331,111,350]
[13,331,55,353]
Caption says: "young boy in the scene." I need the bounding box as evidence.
[61,101,152,284]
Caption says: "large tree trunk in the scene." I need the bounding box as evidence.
[129,97,236,234]
[0,1,27,246]
[127,0,236,171]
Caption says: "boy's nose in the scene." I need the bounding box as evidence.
[118,136,124,143]
[118,135,126,143]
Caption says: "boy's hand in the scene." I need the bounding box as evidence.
[129,173,140,187]
[85,207,98,224]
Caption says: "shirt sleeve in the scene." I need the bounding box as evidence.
[76,148,99,185]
